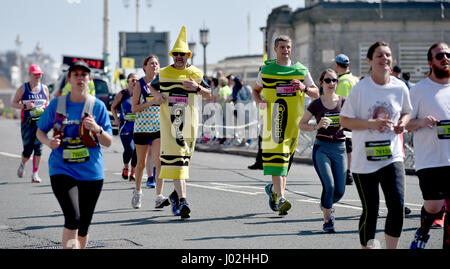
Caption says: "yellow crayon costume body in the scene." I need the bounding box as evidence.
[158,65,203,180]
[260,61,308,176]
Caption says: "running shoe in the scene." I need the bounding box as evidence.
[17,163,25,178]
[410,228,430,249]
[169,191,180,216]
[179,200,191,219]
[278,198,292,216]
[129,175,135,182]
[121,167,128,180]
[131,189,143,209]
[265,183,278,212]
[323,209,336,233]
[31,173,41,183]
[155,195,170,209]
[405,206,412,215]
[146,176,156,188]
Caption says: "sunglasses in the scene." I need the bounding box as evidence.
[435,52,450,60]
[172,52,186,57]
[323,78,338,84]
[129,78,137,83]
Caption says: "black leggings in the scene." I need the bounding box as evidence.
[50,175,103,237]
[353,162,405,246]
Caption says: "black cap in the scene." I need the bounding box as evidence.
[68,60,91,74]
[393,65,402,73]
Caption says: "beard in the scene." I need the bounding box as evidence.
[432,63,450,79]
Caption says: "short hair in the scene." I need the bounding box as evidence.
[274,35,292,48]
[427,42,449,61]
[393,65,402,73]
[142,55,159,69]
[366,41,390,60]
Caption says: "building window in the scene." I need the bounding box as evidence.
[398,43,430,83]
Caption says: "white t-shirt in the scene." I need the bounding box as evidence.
[409,77,450,171]
[340,76,412,174]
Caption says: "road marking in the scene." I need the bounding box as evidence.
[0,152,21,158]
[187,183,262,195]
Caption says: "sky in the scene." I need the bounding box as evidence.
[0,0,305,72]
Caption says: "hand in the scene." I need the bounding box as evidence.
[115,118,120,127]
[393,119,406,134]
[152,94,166,105]
[291,79,306,92]
[422,115,439,128]
[317,117,331,129]
[24,102,35,110]
[183,77,199,91]
[49,134,62,149]
[370,118,393,133]
[82,113,101,133]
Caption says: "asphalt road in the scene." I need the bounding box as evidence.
[0,119,445,252]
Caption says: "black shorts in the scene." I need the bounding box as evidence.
[416,166,450,200]
[133,131,160,145]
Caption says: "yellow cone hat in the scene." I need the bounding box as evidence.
[169,26,192,59]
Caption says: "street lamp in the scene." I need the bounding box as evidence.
[188,41,196,65]
[199,27,209,75]
[123,0,152,32]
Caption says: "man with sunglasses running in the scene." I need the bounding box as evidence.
[406,42,450,249]
[253,35,319,216]
[148,26,211,219]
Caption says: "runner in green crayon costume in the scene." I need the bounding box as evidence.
[150,26,212,219]
[253,35,319,216]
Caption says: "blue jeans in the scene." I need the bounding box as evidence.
[312,139,347,209]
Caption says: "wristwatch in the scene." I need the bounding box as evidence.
[97,126,103,136]
[196,86,201,93]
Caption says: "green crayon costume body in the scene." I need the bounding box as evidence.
[260,61,309,176]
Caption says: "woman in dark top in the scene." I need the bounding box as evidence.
[299,68,347,233]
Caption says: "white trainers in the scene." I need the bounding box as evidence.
[31,172,41,183]
[17,163,25,178]
[155,195,170,209]
[131,189,143,209]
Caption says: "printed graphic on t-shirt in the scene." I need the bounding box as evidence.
[437,120,450,139]
[368,101,394,133]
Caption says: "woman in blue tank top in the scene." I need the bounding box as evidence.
[111,73,139,181]
[11,64,49,183]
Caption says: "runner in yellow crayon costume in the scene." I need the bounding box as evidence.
[153,26,211,219]
[253,35,319,216]
[260,60,308,176]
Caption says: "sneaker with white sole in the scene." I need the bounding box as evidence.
[17,163,25,178]
[278,198,291,216]
[155,195,170,209]
[131,189,143,209]
[31,172,41,183]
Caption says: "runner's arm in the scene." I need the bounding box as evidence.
[11,85,25,110]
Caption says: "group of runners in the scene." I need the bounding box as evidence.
[12,25,449,249]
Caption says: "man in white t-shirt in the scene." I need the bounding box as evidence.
[406,42,450,249]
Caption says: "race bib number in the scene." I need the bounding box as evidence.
[365,140,392,161]
[63,138,90,163]
[168,93,188,106]
[437,120,450,139]
[124,113,136,121]
[276,84,296,97]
